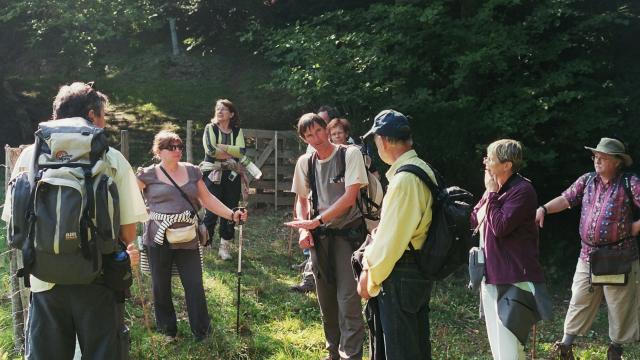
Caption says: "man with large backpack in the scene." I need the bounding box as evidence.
[286,113,368,360]
[357,110,436,360]
[1,82,148,359]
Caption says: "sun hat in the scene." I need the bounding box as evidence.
[584,137,632,167]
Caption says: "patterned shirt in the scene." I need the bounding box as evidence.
[562,172,640,261]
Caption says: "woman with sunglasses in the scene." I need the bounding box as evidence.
[136,130,247,341]
[200,99,247,260]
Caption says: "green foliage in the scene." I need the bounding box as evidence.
[0,0,162,70]
[254,0,640,197]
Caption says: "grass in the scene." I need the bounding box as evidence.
[0,170,639,358]
[121,210,638,359]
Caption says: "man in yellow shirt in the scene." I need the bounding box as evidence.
[357,110,436,360]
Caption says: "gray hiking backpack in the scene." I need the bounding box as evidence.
[8,117,120,286]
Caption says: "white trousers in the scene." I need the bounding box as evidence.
[481,283,526,360]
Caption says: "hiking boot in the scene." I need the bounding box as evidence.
[218,239,233,260]
[607,344,623,360]
[551,342,575,360]
[290,274,315,293]
[164,335,177,343]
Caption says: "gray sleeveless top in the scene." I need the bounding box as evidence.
[310,150,362,229]
[137,163,203,249]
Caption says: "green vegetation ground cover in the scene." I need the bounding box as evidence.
[0,190,639,358]
[7,43,297,168]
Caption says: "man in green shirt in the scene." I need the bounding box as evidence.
[358,109,436,360]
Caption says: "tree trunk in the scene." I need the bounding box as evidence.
[169,18,179,56]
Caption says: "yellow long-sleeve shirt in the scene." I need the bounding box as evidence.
[202,122,246,159]
[362,150,436,296]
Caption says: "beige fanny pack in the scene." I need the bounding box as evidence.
[165,223,197,244]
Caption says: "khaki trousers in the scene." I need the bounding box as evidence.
[563,258,640,344]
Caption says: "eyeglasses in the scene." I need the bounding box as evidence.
[592,155,615,162]
[163,144,184,151]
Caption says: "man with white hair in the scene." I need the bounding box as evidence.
[537,137,640,360]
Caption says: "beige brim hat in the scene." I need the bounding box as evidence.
[584,137,633,167]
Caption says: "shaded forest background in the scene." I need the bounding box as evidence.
[1,0,640,267]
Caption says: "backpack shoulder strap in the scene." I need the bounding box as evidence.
[622,172,639,217]
[212,123,220,140]
[579,171,598,200]
[232,126,240,144]
[395,164,436,254]
[204,123,216,155]
[395,164,439,197]
[623,172,633,199]
[336,145,347,179]
[307,152,319,218]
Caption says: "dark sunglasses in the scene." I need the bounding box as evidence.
[163,144,184,151]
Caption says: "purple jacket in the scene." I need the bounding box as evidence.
[470,174,545,284]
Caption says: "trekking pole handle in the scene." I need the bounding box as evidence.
[232,207,246,225]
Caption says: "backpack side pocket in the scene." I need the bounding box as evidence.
[95,174,120,254]
[8,172,32,250]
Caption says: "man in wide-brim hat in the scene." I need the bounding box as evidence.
[584,137,633,168]
[535,137,640,360]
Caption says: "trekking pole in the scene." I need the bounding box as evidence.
[234,207,246,335]
[531,323,537,359]
[287,196,297,262]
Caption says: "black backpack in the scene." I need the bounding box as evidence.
[396,164,474,280]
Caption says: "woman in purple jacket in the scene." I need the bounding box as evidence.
[470,139,548,359]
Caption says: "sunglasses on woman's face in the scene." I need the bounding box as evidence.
[163,144,184,151]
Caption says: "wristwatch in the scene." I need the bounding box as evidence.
[540,205,548,215]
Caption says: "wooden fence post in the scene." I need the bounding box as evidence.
[5,145,26,355]
[120,130,129,161]
[274,131,278,210]
[186,120,193,164]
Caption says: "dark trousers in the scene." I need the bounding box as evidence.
[378,263,433,360]
[26,284,118,360]
[148,244,211,338]
[202,170,241,240]
[116,301,129,360]
[311,233,365,359]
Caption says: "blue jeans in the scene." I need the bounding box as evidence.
[378,263,433,360]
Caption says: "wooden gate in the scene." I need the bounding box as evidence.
[242,129,303,208]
